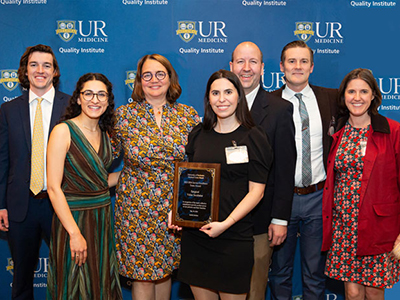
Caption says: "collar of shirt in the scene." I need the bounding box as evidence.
[28,86,55,104]
[245,84,260,110]
[282,84,313,102]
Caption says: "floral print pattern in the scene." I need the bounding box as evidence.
[325,123,400,288]
[112,101,199,280]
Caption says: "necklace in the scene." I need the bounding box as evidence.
[156,106,162,115]
[82,124,98,132]
[215,122,240,133]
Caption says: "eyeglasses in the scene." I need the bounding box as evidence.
[80,90,109,102]
[141,71,167,82]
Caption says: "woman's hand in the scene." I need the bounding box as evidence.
[200,221,230,238]
[394,234,400,247]
[70,232,87,266]
[167,211,182,231]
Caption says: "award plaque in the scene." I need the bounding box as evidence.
[172,162,220,228]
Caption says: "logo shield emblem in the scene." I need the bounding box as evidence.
[125,71,136,91]
[56,20,77,42]
[176,21,197,43]
[294,22,314,42]
[0,70,19,92]
[6,258,14,276]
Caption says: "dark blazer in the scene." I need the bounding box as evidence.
[0,90,69,222]
[323,114,400,256]
[272,84,338,170]
[251,87,296,235]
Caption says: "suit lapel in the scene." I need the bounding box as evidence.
[312,85,330,135]
[250,88,268,125]
[274,87,284,98]
[49,91,66,135]
[19,94,32,153]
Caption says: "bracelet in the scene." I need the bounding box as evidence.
[229,216,236,223]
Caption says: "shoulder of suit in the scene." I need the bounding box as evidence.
[0,93,27,110]
[310,84,338,95]
[55,90,71,100]
[261,88,292,108]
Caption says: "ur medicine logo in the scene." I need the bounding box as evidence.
[294,21,344,44]
[176,20,228,43]
[56,20,108,43]
[0,70,19,92]
[125,71,136,91]
[6,258,13,276]
[176,21,197,43]
[262,71,285,92]
[56,20,77,42]
[294,22,314,42]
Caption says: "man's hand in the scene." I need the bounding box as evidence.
[0,209,9,232]
[268,223,287,247]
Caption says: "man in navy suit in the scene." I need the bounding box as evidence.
[0,44,69,299]
[230,41,296,300]
[269,40,338,300]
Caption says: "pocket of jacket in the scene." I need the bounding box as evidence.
[373,202,400,216]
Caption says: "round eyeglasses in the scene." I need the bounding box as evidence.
[80,90,109,102]
[141,71,167,82]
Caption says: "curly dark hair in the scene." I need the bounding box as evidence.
[131,54,182,103]
[62,73,115,134]
[203,69,255,130]
[18,44,60,89]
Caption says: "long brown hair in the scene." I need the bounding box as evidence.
[203,69,255,130]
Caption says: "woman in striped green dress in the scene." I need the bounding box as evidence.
[46,73,122,299]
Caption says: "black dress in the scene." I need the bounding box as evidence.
[177,124,272,294]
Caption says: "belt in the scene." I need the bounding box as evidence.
[30,190,49,199]
[294,180,325,195]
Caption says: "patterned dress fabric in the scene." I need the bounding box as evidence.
[112,101,199,280]
[325,123,400,288]
[47,120,122,300]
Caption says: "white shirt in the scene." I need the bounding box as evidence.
[245,85,260,110]
[29,87,55,191]
[282,84,326,187]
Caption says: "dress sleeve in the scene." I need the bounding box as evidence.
[247,125,273,184]
[185,123,203,162]
[111,105,126,159]
[187,106,201,130]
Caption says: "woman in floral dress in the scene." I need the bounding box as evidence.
[112,54,199,300]
[322,68,400,299]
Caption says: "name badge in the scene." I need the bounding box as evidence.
[360,140,367,156]
[225,140,249,164]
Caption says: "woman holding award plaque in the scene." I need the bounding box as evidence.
[177,69,272,299]
[322,68,400,299]
[112,54,199,300]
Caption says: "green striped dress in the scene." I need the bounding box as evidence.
[47,120,122,300]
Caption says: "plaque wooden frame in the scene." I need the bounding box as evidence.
[172,162,220,228]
